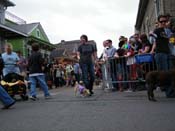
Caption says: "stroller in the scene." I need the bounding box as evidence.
[1,73,28,100]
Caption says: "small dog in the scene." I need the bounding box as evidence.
[146,70,175,101]
[74,81,90,97]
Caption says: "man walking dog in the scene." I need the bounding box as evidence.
[77,35,97,95]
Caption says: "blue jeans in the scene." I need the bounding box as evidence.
[0,85,15,106]
[155,53,170,71]
[80,63,95,91]
[29,75,50,97]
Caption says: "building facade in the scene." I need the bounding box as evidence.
[135,0,175,34]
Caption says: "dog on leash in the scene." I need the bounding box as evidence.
[146,70,175,101]
[74,81,90,97]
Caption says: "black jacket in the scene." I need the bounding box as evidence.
[28,51,44,74]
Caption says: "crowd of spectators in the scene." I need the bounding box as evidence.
[98,14,175,93]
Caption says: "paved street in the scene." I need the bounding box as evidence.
[0,86,175,131]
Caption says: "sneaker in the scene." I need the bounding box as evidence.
[29,96,38,101]
[45,95,52,100]
[2,101,16,109]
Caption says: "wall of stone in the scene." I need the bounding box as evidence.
[137,0,175,34]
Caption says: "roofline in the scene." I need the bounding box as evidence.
[27,23,40,35]
[37,23,50,42]
[135,0,149,31]
[27,23,50,42]
[0,23,28,37]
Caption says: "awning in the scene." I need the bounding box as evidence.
[0,23,27,38]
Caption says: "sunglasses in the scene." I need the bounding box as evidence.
[159,20,167,23]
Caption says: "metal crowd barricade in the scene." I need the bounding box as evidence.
[101,53,156,90]
[101,60,113,89]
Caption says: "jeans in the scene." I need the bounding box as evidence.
[169,55,175,69]
[29,75,50,97]
[80,63,95,92]
[155,53,170,71]
[0,85,15,106]
[74,73,80,83]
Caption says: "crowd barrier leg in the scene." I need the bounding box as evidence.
[101,61,113,90]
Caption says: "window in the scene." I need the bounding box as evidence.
[36,29,40,38]
[27,48,31,57]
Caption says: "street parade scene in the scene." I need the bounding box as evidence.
[0,0,175,131]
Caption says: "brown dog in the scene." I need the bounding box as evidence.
[146,70,175,101]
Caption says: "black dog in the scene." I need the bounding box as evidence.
[146,70,175,101]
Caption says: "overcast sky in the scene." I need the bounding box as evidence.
[8,0,140,56]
